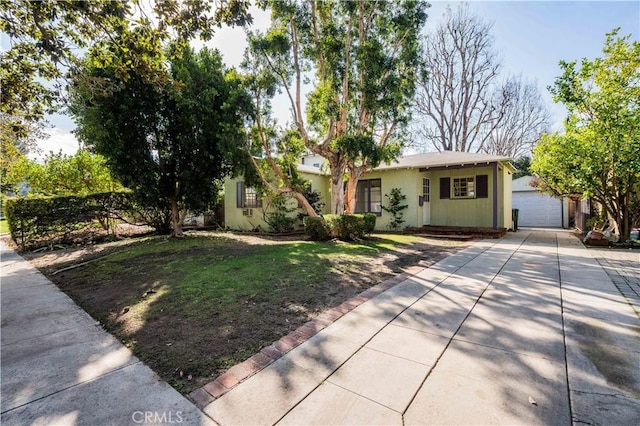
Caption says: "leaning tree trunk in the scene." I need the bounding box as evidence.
[291,191,319,218]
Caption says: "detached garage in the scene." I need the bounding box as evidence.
[512,176,569,228]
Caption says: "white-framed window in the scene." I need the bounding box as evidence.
[236,182,262,208]
[452,176,475,198]
[355,179,382,215]
[422,177,430,202]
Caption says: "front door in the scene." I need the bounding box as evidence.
[422,177,431,225]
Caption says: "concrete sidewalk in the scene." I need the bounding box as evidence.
[0,242,213,425]
[203,230,640,425]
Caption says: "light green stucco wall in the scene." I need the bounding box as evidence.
[356,168,421,231]
[225,163,512,231]
[306,173,331,214]
[223,172,331,231]
[357,164,508,230]
[423,166,494,228]
[223,177,268,231]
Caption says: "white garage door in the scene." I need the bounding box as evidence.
[513,192,562,228]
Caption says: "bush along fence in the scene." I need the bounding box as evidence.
[3,191,135,251]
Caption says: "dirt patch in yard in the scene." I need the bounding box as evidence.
[25,231,468,394]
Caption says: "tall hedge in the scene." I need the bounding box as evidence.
[305,214,377,241]
[3,191,134,250]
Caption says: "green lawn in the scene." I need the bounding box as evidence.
[0,219,9,234]
[44,232,465,393]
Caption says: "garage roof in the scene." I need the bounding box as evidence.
[513,175,539,192]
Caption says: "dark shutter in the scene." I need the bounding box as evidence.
[236,181,244,208]
[476,175,488,198]
[440,177,450,199]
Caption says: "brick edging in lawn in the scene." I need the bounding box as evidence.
[188,259,442,409]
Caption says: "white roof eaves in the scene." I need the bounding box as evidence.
[297,165,328,176]
[374,153,514,171]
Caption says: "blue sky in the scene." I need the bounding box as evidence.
[452,1,640,130]
[32,0,640,157]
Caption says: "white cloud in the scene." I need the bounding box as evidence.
[29,127,80,163]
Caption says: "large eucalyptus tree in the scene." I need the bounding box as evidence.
[245,0,428,214]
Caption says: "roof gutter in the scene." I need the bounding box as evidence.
[418,161,499,173]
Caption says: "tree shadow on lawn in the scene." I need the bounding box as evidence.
[39,233,467,394]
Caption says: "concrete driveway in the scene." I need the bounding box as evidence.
[203,230,640,425]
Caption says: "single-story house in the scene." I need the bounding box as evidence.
[512,175,570,228]
[224,152,515,232]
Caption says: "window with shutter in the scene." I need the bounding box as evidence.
[237,182,262,208]
[236,182,244,208]
[452,176,475,198]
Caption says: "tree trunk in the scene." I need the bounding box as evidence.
[319,153,347,214]
[344,177,357,214]
[291,191,319,217]
[344,164,367,214]
[330,177,345,214]
[620,186,631,241]
[170,197,184,237]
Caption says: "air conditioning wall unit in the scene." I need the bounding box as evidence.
[242,208,253,217]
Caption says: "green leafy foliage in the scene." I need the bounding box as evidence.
[336,215,369,241]
[381,188,408,230]
[323,215,341,238]
[263,194,297,233]
[0,1,130,135]
[362,213,377,235]
[71,45,251,235]
[245,0,428,213]
[303,216,331,241]
[1,0,251,136]
[323,214,374,241]
[332,135,401,171]
[512,156,532,179]
[4,191,134,250]
[305,189,326,215]
[298,188,325,221]
[532,29,640,239]
[5,150,123,196]
[0,136,29,193]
